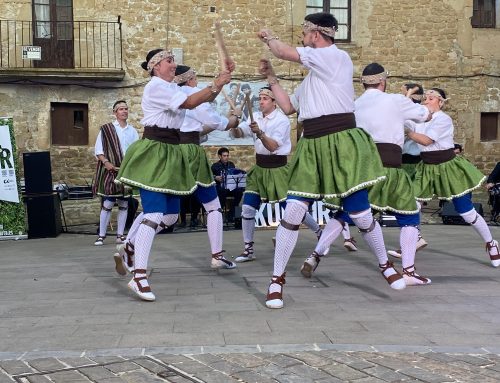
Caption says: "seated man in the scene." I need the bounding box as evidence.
[211,147,244,222]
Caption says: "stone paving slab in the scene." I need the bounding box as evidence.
[2,351,500,382]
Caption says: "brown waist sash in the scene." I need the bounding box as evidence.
[255,154,287,168]
[302,113,356,139]
[375,143,402,168]
[420,149,456,164]
[142,125,180,144]
[402,153,422,164]
[179,131,200,145]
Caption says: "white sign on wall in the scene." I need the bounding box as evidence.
[22,46,41,60]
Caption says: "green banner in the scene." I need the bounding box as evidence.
[0,117,27,240]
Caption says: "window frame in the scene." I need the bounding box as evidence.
[305,0,351,43]
[471,0,496,28]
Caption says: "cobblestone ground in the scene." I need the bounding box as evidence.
[2,350,500,383]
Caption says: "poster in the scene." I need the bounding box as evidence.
[0,117,27,240]
[200,80,269,146]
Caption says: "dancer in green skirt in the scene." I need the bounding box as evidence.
[114,49,233,301]
[258,13,404,310]
[406,88,500,268]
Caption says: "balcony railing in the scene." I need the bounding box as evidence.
[0,19,123,70]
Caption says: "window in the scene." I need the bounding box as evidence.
[51,103,88,145]
[480,112,499,141]
[306,0,351,42]
[472,0,496,28]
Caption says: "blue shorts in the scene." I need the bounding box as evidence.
[395,213,420,226]
[140,189,180,214]
[452,193,474,214]
[103,196,129,203]
[195,185,218,204]
[288,189,370,213]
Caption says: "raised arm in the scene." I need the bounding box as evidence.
[258,59,296,115]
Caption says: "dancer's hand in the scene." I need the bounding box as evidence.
[258,58,276,77]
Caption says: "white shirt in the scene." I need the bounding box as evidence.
[238,108,291,155]
[354,89,429,148]
[141,76,188,129]
[413,110,455,152]
[180,86,228,133]
[291,45,355,121]
[94,120,139,156]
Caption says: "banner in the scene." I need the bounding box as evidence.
[254,201,331,227]
[0,117,27,240]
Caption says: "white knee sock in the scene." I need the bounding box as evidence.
[460,208,493,243]
[134,212,163,272]
[350,209,388,265]
[303,212,320,234]
[203,198,223,254]
[116,199,129,236]
[159,214,178,231]
[342,221,351,240]
[125,212,143,246]
[314,218,343,254]
[400,226,419,269]
[272,200,308,279]
[99,200,114,237]
[242,204,256,244]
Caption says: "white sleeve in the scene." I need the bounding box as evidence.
[94,131,104,156]
[397,95,429,123]
[191,103,228,131]
[425,113,454,143]
[238,120,253,137]
[266,117,290,148]
[148,83,187,111]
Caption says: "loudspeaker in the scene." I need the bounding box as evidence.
[23,151,53,194]
[379,214,399,227]
[25,193,62,238]
[441,202,483,225]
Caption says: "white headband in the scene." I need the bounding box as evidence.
[302,20,336,38]
[146,50,174,74]
[173,69,196,84]
[360,71,388,85]
[259,88,275,99]
[113,102,127,112]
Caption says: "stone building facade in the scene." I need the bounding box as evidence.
[1,0,499,185]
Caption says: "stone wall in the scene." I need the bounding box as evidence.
[1,0,499,186]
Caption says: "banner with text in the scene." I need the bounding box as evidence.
[254,201,331,227]
[0,117,27,240]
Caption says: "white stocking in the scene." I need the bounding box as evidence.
[270,200,308,294]
[134,213,163,272]
[126,212,143,246]
[242,204,256,244]
[303,212,320,234]
[350,209,388,265]
[341,221,351,240]
[314,218,343,255]
[99,199,114,237]
[116,199,129,236]
[203,198,223,254]
[400,226,419,269]
[460,208,493,243]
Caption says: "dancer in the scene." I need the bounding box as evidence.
[113,48,233,301]
[229,86,322,262]
[92,100,138,246]
[307,63,432,285]
[406,87,499,267]
[387,83,428,258]
[258,12,401,310]
[174,64,239,269]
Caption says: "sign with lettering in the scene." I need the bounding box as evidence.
[254,201,331,227]
[0,118,27,240]
[22,46,41,60]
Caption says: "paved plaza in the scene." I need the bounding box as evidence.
[1,219,500,382]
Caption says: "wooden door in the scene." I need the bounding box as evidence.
[32,0,74,68]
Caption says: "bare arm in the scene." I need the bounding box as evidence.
[258,29,300,63]
[258,59,296,115]
[251,122,279,152]
[180,72,231,109]
[406,130,434,146]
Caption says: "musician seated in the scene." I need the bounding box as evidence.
[211,147,244,222]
